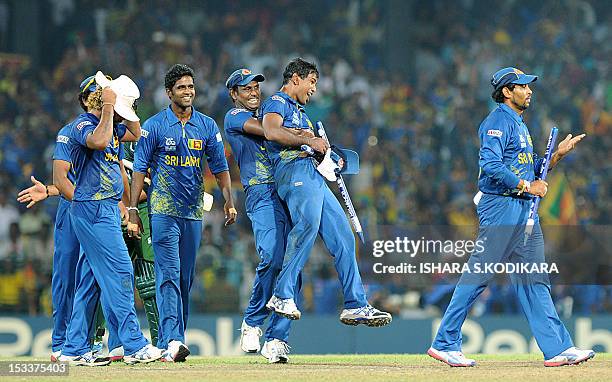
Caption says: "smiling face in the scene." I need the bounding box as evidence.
[504,83,533,112]
[294,72,318,105]
[167,75,195,110]
[230,81,261,111]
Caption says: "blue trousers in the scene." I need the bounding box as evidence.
[51,198,80,352]
[273,158,367,309]
[151,214,202,350]
[432,194,573,359]
[64,200,147,356]
[243,184,298,342]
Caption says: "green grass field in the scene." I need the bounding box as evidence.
[3,354,611,382]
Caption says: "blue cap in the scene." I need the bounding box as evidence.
[225,68,265,89]
[491,67,537,90]
[79,75,97,93]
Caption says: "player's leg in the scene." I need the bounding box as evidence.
[133,204,159,346]
[51,200,80,357]
[90,302,105,355]
[509,220,589,365]
[70,200,154,361]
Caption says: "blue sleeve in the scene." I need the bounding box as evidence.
[478,117,520,189]
[261,96,287,119]
[133,119,157,174]
[225,110,252,134]
[205,119,229,174]
[117,123,127,140]
[52,131,72,162]
[72,119,96,147]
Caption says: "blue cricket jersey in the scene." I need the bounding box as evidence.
[478,103,544,197]
[133,106,229,220]
[223,107,274,190]
[259,91,314,175]
[69,113,126,202]
[52,124,77,200]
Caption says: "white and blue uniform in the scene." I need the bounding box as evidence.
[133,106,229,350]
[432,103,573,359]
[223,107,296,342]
[62,113,148,356]
[260,91,367,309]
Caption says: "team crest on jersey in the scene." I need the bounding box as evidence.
[56,135,69,143]
[165,137,177,151]
[487,129,503,137]
[519,134,527,148]
[188,139,203,150]
[76,120,93,130]
[271,95,286,104]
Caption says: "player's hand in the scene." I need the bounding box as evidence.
[224,202,237,226]
[557,133,586,157]
[295,129,315,138]
[101,87,117,106]
[118,201,129,226]
[17,176,47,208]
[529,180,548,197]
[127,210,143,239]
[308,137,329,154]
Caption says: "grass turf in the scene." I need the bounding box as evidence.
[2,354,610,382]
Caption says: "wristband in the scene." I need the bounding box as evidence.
[518,180,530,195]
[126,206,139,212]
[45,185,50,197]
[102,102,114,108]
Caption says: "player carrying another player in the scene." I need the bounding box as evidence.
[427,67,592,367]
[261,58,392,327]
[58,72,161,365]
[128,64,237,362]
[224,68,317,363]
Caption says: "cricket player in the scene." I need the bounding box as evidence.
[224,68,315,362]
[261,58,392,327]
[16,75,126,362]
[128,64,237,362]
[59,72,161,365]
[428,67,593,367]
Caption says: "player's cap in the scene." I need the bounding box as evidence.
[491,67,537,90]
[79,75,98,93]
[95,71,141,122]
[225,68,265,89]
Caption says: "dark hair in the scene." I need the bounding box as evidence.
[282,58,319,85]
[491,84,515,103]
[78,91,90,112]
[165,64,195,90]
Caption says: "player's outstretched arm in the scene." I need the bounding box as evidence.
[262,113,328,153]
[17,176,59,208]
[214,170,237,226]
[548,133,586,170]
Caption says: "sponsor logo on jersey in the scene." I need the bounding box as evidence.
[519,134,527,148]
[487,129,503,137]
[76,120,93,130]
[141,129,149,138]
[56,135,69,144]
[230,108,247,116]
[216,132,222,142]
[271,95,286,104]
[188,139,203,150]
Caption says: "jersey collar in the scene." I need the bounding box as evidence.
[275,91,298,106]
[165,105,197,126]
[498,103,524,124]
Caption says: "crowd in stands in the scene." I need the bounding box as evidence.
[0,0,610,317]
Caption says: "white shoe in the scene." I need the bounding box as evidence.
[544,347,595,367]
[427,347,476,367]
[339,304,392,327]
[91,341,104,357]
[124,344,162,365]
[50,350,61,362]
[266,296,301,320]
[261,339,290,364]
[240,321,262,353]
[59,351,111,367]
[161,340,190,362]
[109,346,124,362]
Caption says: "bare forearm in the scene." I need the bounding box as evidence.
[120,162,130,206]
[123,121,141,141]
[265,126,314,148]
[130,172,146,208]
[54,177,75,200]
[214,171,234,205]
[87,104,115,150]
